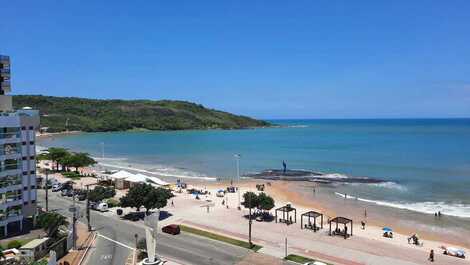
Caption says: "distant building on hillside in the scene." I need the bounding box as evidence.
[0,55,40,237]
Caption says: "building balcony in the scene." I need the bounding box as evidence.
[0,184,22,194]
[0,197,23,210]
[0,168,22,178]
[0,214,23,226]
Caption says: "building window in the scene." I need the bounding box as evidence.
[22,142,26,145]
[31,200,36,203]
[24,187,27,191]
[31,185,36,189]
[30,156,35,160]
[30,171,35,174]
[29,126,34,130]
[23,171,28,175]
[24,201,28,205]
[29,141,34,145]
[22,157,27,160]
[21,126,26,130]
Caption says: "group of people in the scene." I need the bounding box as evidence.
[408,234,421,246]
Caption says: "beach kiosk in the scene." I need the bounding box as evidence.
[275,204,297,225]
[329,216,353,239]
[301,211,323,232]
[109,170,135,189]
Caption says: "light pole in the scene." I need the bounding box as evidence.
[100,142,105,159]
[45,169,49,212]
[234,154,241,210]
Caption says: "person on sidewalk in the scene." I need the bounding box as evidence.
[428,249,434,262]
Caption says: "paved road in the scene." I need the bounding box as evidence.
[38,190,250,265]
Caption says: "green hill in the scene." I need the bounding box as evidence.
[12,95,270,132]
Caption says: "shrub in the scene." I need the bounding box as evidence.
[107,198,120,208]
[7,240,22,249]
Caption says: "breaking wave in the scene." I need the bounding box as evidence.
[334,192,470,218]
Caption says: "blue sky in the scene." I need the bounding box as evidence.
[1,1,470,119]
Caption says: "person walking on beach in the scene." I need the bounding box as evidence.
[428,249,434,262]
[361,220,366,230]
[364,208,367,218]
[282,160,287,174]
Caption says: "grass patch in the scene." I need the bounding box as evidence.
[180,225,262,251]
[62,171,82,180]
[284,254,332,265]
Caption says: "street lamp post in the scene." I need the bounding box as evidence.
[234,154,241,210]
[100,142,105,159]
[45,169,49,212]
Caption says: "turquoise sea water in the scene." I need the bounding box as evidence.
[38,119,470,218]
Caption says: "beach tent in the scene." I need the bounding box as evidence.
[110,170,135,189]
[145,176,169,186]
[125,174,147,183]
[109,170,135,180]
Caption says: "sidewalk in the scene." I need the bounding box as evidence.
[58,223,94,265]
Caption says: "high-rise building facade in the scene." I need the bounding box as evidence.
[0,55,39,237]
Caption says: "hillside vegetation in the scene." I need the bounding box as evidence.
[13,95,270,132]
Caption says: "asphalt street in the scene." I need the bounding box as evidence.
[37,190,250,265]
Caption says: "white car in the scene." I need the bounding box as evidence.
[96,202,109,212]
[52,183,62,192]
[304,262,327,265]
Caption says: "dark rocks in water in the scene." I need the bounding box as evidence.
[244,169,385,184]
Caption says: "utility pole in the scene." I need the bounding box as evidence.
[248,192,253,248]
[86,184,91,232]
[235,154,241,210]
[45,169,49,212]
[72,194,77,250]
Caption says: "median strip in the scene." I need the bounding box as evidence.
[284,254,333,265]
[179,225,262,251]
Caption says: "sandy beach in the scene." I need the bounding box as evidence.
[39,158,470,265]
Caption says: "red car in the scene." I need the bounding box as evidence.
[162,224,180,235]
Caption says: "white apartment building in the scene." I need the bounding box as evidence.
[0,55,39,237]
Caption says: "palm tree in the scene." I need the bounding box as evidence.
[37,212,69,238]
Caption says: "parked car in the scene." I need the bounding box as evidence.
[122,212,145,221]
[60,189,68,196]
[76,191,87,201]
[64,189,74,197]
[52,184,62,192]
[162,224,180,235]
[96,202,108,212]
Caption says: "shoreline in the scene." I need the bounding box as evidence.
[36,138,470,253]
[38,159,470,264]
[89,161,470,250]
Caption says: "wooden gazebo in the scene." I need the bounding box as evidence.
[301,211,323,232]
[329,216,353,239]
[275,204,297,225]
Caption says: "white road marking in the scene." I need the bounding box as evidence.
[97,233,136,250]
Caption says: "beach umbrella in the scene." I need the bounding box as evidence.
[217,189,224,193]
[382,227,393,232]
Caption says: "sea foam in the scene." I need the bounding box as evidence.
[334,192,470,218]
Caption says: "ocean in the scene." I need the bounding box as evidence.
[37,119,470,219]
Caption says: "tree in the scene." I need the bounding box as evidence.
[67,152,96,173]
[242,192,259,209]
[44,147,69,171]
[143,187,173,214]
[257,192,275,212]
[0,244,5,261]
[120,183,173,214]
[37,212,68,238]
[120,183,154,212]
[87,186,116,202]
